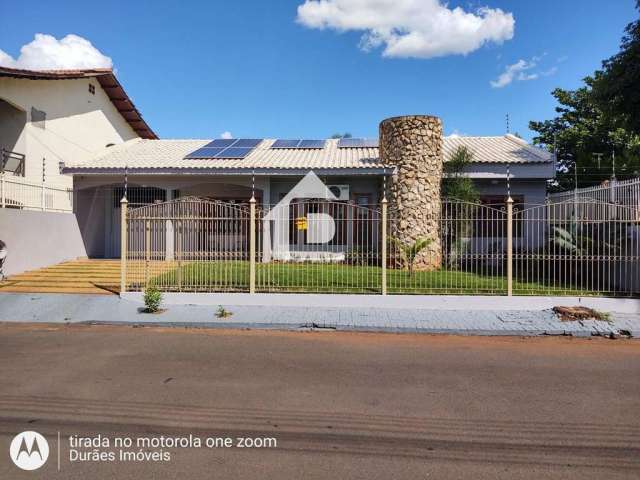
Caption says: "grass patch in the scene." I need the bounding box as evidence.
[145,261,588,296]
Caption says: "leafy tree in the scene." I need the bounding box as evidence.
[330,132,353,139]
[593,1,640,134]
[529,5,640,191]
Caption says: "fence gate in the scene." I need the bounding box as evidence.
[123,197,251,292]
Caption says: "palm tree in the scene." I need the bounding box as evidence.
[390,237,433,275]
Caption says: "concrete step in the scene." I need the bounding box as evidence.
[0,285,115,294]
[10,275,120,281]
[2,259,128,295]
[5,280,119,288]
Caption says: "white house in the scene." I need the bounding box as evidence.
[0,66,155,186]
[0,66,154,275]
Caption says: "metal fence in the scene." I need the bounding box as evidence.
[122,196,640,297]
[549,177,640,211]
[0,173,73,212]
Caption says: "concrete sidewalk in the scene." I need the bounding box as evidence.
[0,292,638,336]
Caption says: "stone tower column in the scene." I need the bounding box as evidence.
[379,115,443,270]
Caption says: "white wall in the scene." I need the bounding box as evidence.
[0,76,139,186]
[0,208,87,276]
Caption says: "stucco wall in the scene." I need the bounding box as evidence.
[0,209,87,276]
[0,76,139,186]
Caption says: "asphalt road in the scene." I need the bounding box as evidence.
[0,323,638,479]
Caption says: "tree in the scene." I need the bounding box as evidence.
[529,5,640,191]
[441,146,479,268]
[593,1,640,134]
[389,237,432,276]
[330,132,353,139]
[442,146,479,202]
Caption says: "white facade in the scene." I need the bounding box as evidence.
[0,74,140,186]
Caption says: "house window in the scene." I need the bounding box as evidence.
[89,84,96,95]
[112,187,166,208]
[474,195,524,237]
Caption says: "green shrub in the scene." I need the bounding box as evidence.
[143,286,163,313]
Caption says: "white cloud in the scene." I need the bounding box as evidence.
[447,129,467,138]
[220,131,233,139]
[490,56,558,88]
[0,33,112,70]
[296,0,514,59]
[490,58,536,88]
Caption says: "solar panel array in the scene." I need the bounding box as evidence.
[337,138,379,148]
[185,138,262,159]
[271,139,326,149]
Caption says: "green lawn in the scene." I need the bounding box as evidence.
[145,261,588,295]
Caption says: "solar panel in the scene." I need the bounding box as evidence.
[337,138,378,148]
[298,139,326,149]
[214,147,254,159]
[271,139,326,149]
[271,139,301,148]
[232,138,262,148]
[184,147,226,159]
[204,138,237,148]
[185,138,264,159]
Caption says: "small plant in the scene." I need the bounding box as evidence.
[390,237,433,275]
[143,285,163,313]
[216,305,233,318]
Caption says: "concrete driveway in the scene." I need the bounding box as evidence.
[0,324,638,479]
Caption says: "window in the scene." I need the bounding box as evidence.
[112,187,166,208]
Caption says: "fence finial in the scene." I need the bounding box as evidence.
[123,165,128,201]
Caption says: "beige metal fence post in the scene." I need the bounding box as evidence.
[176,220,182,291]
[506,196,514,296]
[1,172,5,208]
[120,196,128,294]
[145,220,151,285]
[381,197,388,295]
[249,196,256,294]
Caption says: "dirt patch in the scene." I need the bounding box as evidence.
[553,306,611,322]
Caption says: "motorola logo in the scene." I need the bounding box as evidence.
[10,431,49,470]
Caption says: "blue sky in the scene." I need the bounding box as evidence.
[1,1,637,141]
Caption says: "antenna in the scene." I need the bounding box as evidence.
[505,113,510,134]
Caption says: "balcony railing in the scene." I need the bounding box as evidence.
[0,174,73,213]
